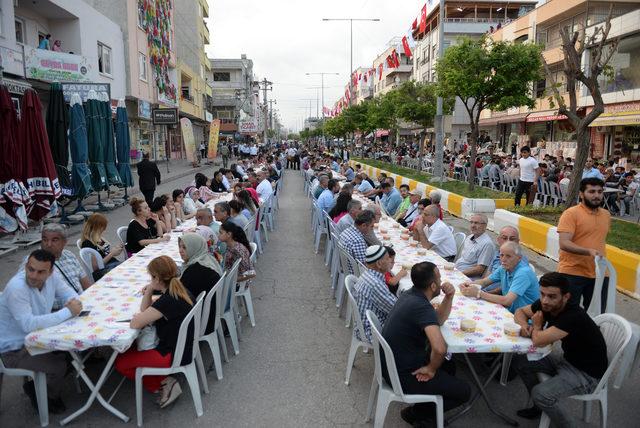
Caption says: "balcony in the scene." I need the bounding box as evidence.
[387,64,413,75]
[22,45,95,83]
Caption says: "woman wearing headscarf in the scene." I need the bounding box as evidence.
[178,233,222,334]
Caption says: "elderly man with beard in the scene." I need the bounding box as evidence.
[557,177,610,311]
[514,272,608,427]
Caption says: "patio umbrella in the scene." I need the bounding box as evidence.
[68,93,92,199]
[46,82,71,192]
[85,91,107,191]
[100,92,121,186]
[20,89,61,221]
[0,84,28,230]
[115,99,134,188]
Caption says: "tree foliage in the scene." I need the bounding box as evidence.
[436,36,543,189]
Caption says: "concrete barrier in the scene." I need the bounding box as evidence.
[494,209,640,298]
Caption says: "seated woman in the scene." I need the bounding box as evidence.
[125,197,170,255]
[184,187,205,215]
[235,190,257,219]
[150,195,176,234]
[218,221,255,283]
[328,191,351,223]
[115,256,194,408]
[172,189,195,222]
[210,170,227,193]
[80,213,123,280]
[228,200,250,229]
[178,233,223,334]
[193,173,216,202]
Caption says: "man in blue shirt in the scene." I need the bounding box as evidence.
[343,164,355,182]
[582,158,604,180]
[380,182,403,216]
[0,249,82,413]
[460,241,539,313]
[318,178,340,213]
[482,226,529,292]
[331,157,340,172]
[354,174,373,194]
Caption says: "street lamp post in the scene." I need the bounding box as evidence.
[322,18,380,106]
[305,72,339,144]
[434,0,446,183]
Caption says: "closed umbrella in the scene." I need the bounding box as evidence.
[20,89,61,221]
[68,93,92,199]
[100,92,121,186]
[85,91,107,191]
[0,84,29,230]
[46,82,71,192]
[115,99,134,188]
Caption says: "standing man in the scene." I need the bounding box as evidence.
[514,146,539,206]
[199,141,206,163]
[137,152,161,205]
[219,143,230,168]
[557,177,610,310]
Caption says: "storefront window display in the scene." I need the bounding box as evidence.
[621,126,640,163]
[553,120,576,142]
[527,121,552,147]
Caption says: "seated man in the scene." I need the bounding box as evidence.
[380,182,403,216]
[313,175,329,199]
[1,249,83,414]
[412,205,457,262]
[21,223,91,294]
[514,272,608,426]
[393,184,412,221]
[383,262,471,425]
[455,213,495,280]
[318,178,340,213]
[482,226,529,292]
[361,173,386,200]
[353,173,373,194]
[343,163,355,182]
[362,205,382,246]
[353,245,397,342]
[196,207,219,235]
[398,190,422,227]
[460,241,539,313]
[336,199,362,235]
[339,210,376,267]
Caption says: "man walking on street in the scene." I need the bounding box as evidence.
[199,142,206,162]
[220,143,230,168]
[557,177,610,311]
[514,146,539,206]
[137,152,161,205]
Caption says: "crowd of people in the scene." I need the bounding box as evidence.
[0,143,290,415]
[302,143,617,428]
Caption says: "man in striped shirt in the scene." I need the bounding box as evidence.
[338,210,376,268]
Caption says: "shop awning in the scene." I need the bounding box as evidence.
[526,111,568,122]
[498,113,530,124]
[375,129,390,138]
[478,117,501,126]
[588,114,640,127]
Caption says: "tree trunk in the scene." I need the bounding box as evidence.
[564,125,590,208]
[418,130,426,171]
[468,124,479,191]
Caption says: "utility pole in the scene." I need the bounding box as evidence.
[433,0,446,183]
[306,72,339,144]
[268,99,277,133]
[322,18,380,106]
[257,78,272,145]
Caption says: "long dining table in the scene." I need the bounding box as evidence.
[348,189,549,425]
[24,192,234,425]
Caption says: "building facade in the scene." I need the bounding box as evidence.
[372,38,413,97]
[484,0,640,162]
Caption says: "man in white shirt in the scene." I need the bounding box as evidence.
[413,205,457,261]
[256,170,273,201]
[515,146,539,206]
[249,144,258,157]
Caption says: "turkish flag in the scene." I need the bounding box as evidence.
[402,36,413,58]
[392,49,401,67]
[386,55,395,68]
[378,63,383,80]
[412,18,418,30]
[419,4,427,33]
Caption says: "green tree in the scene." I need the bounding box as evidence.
[287,133,300,140]
[436,36,543,189]
[299,128,310,141]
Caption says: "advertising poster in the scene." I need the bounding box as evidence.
[208,119,221,159]
[180,118,196,162]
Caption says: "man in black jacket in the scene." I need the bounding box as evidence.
[136,152,161,204]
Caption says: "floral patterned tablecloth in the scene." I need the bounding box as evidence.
[25,194,235,355]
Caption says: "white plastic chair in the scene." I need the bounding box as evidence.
[135,292,206,427]
[116,226,129,260]
[313,203,328,254]
[79,247,104,279]
[344,275,372,385]
[220,259,241,357]
[453,232,466,260]
[323,212,334,267]
[76,238,82,250]
[198,273,226,384]
[536,313,631,428]
[365,310,444,428]
[235,243,258,328]
[0,355,49,426]
[588,257,617,317]
[253,206,264,254]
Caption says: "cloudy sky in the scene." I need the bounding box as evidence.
[206,0,424,132]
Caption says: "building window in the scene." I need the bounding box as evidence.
[98,42,112,75]
[15,17,25,44]
[213,72,230,82]
[535,79,546,98]
[137,0,146,29]
[138,53,147,81]
[200,64,205,79]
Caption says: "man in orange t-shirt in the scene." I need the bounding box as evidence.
[557,177,610,311]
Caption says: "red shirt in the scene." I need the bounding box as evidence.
[245,187,260,205]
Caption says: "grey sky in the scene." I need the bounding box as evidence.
[206,0,424,132]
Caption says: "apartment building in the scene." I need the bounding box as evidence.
[484,0,640,162]
[372,38,413,97]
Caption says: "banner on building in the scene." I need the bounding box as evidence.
[24,46,94,83]
[239,119,258,134]
[208,119,221,159]
[180,118,197,162]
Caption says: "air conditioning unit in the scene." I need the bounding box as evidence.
[596,126,608,133]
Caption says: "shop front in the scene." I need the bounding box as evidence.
[126,98,167,163]
[588,101,640,165]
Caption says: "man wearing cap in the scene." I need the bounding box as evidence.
[353,245,397,342]
[413,205,458,262]
[339,210,376,267]
[397,190,421,227]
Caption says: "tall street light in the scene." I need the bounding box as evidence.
[322,18,380,106]
[305,72,339,143]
